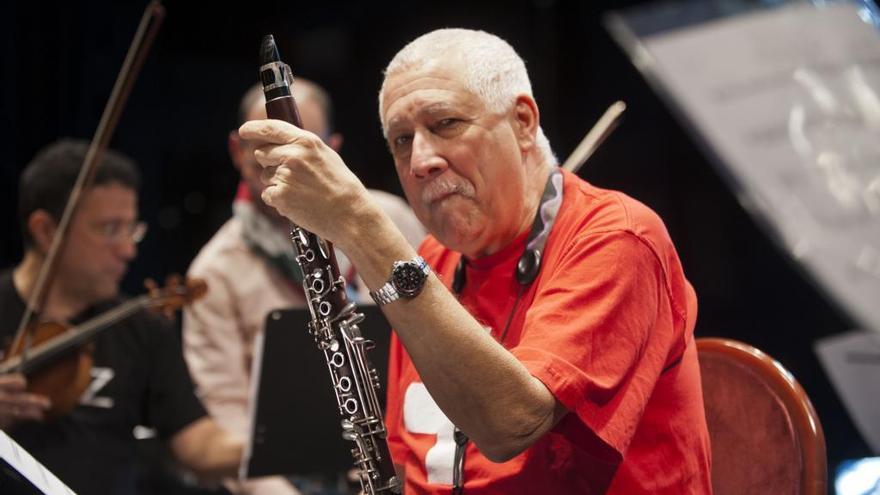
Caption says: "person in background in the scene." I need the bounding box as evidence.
[0,139,242,495]
[240,28,712,493]
[182,78,425,495]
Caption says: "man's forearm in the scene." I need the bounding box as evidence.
[339,213,562,461]
[171,417,243,479]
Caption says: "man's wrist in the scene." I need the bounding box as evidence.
[370,256,431,306]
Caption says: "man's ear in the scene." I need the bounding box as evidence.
[512,94,540,153]
[28,210,57,254]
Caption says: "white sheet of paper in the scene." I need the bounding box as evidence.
[631,2,880,333]
[815,330,880,453]
[0,429,77,495]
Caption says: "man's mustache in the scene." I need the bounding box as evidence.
[421,179,475,205]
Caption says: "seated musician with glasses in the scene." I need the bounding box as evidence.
[239,29,712,493]
[0,139,242,495]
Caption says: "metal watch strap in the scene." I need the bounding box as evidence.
[370,256,430,306]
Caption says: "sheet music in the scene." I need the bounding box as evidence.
[615,1,880,333]
[0,429,76,495]
[815,330,880,453]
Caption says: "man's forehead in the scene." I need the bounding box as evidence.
[386,100,459,128]
[382,76,480,131]
[383,56,464,98]
[78,183,137,211]
[85,181,135,194]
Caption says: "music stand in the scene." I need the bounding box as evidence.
[241,304,393,479]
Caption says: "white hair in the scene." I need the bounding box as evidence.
[379,28,556,165]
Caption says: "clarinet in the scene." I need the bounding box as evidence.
[258,35,402,495]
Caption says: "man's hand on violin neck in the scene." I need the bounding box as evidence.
[0,373,51,428]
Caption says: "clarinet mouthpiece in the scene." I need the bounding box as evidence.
[260,34,281,65]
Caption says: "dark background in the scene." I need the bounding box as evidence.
[1,0,872,486]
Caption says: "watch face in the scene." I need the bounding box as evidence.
[392,261,427,297]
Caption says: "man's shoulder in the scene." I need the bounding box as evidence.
[562,171,672,246]
[188,217,250,275]
[560,172,695,329]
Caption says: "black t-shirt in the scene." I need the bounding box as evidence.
[0,269,207,495]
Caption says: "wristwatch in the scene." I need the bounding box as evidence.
[370,256,431,306]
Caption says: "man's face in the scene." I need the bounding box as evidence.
[381,59,530,257]
[56,183,139,304]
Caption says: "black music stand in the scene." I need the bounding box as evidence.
[241,305,393,479]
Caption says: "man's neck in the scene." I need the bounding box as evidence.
[13,251,88,322]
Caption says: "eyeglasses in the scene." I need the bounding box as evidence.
[92,220,148,244]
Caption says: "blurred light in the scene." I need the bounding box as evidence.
[836,457,880,495]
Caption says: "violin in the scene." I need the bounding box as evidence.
[5,1,165,419]
[0,276,207,419]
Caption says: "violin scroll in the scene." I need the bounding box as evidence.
[144,275,208,320]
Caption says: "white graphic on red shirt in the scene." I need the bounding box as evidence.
[403,382,456,485]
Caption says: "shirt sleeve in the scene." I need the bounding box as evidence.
[182,265,252,440]
[512,229,680,459]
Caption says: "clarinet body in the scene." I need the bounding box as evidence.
[258,35,401,495]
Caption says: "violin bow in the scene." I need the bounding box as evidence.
[9,1,166,368]
[561,100,627,174]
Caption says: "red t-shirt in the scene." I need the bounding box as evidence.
[385,170,712,494]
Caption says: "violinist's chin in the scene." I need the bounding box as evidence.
[86,274,123,305]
